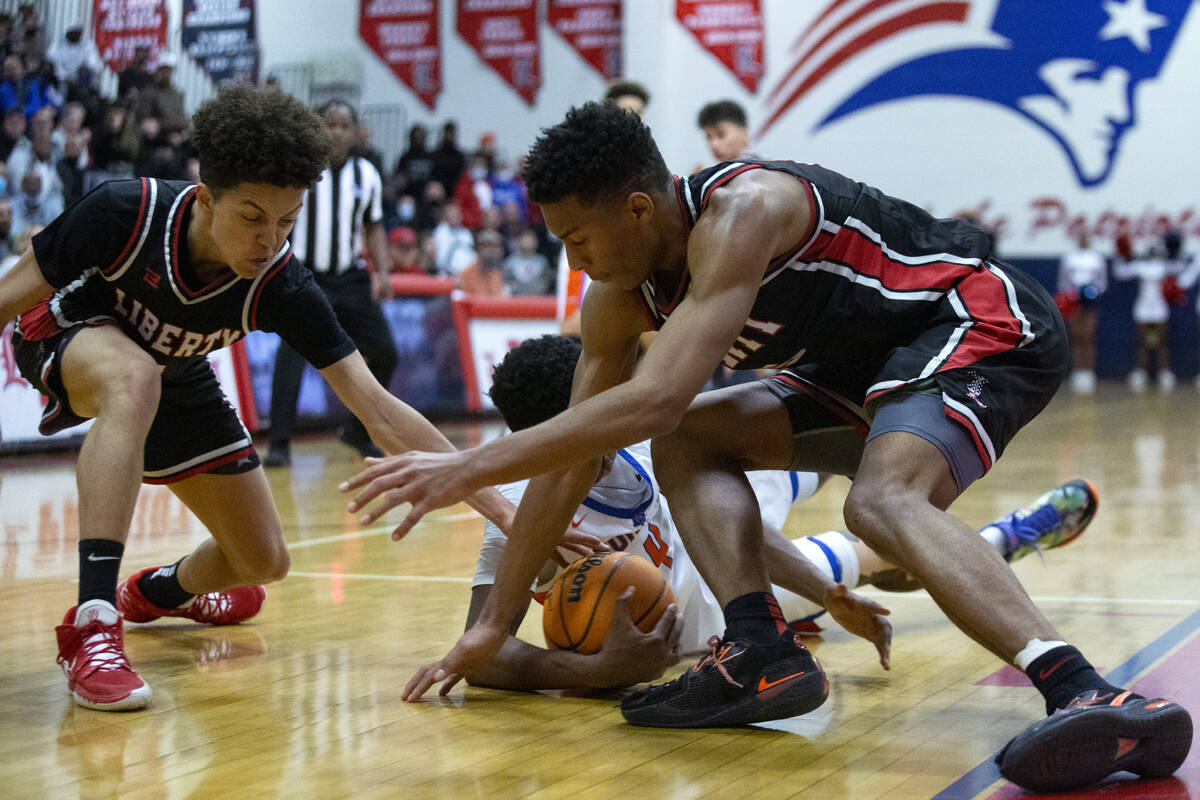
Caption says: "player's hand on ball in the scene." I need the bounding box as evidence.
[823,583,893,670]
[402,622,507,701]
[553,530,611,566]
[341,450,477,540]
[598,589,682,687]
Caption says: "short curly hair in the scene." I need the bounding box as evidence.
[488,334,581,432]
[523,102,671,205]
[192,84,329,193]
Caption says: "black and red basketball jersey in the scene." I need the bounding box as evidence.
[640,160,1052,405]
[17,178,354,371]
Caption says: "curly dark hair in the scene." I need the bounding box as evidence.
[192,84,330,193]
[488,334,582,431]
[697,99,747,129]
[523,102,671,205]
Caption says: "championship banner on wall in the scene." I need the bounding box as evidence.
[182,0,260,85]
[675,0,764,92]
[93,0,168,72]
[547,0,622,80]
[457,0,540,105]
[360,0,441,110]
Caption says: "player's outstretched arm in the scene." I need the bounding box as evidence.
[763,527,892,669]
[0,248,55,329]
[320,352,515,534]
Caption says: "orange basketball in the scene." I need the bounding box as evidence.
[542,552,675,655]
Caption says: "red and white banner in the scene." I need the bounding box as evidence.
[547,0,621,80]
[360,0,441,110]
[675,0,764,93]
[457,0,540,105]
[93,0,169,73]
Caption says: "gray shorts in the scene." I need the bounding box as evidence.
[762,371,985,493]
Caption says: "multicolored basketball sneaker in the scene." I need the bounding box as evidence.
[985,479,1099,563]
[118,567,266,625]
[620,629,828,728]
[56,601,152,711]
[997,690,1193,792]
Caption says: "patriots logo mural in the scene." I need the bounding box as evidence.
[761,0,1193,187]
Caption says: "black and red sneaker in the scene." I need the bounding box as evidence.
[997,690,1193,793]
[620,629,828,728]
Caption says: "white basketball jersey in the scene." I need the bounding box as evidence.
[474,441,849,652]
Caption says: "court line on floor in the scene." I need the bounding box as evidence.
[288,571,472,583]
[932,605,1200,800]
[858,590,1199,607]
[285,510,482,551]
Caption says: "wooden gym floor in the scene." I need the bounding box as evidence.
[1,385,1198,799]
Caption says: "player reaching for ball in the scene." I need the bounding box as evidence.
[0,85,514,712]
[409,334,1100,697]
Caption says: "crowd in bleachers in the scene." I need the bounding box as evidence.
[0,3,559,298]
[376,120,557,296]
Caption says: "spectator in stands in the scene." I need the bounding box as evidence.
[388,226,424,275]
[430,120,465,197]
[697,99,754,163]
[0,53,52,118]
[418,231,439,274]
[393,123,434,203]
[503,229,552,296]
[90,98,140,177]
[489,160,526,221]
[7,106,58,180]
[0,197,12,260]
[64,64,103,127]
[10,168,62,233]
[117,45,153,99]
[604,80,650,118]
[136,52,188,141]
[432,200,475,276]
[0,105,24,162]
[1114,240,1175,391]
[453,152,491,229]
[135,130,189,180]
[458,229,506,296]
[496,200,526,253]
[51,101,88,161]
[47,21,102,88]
[476,131,498,171]
[1057,233,1108,393]
[413,178,445,234]
[11,4,44,61]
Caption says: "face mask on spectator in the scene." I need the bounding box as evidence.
[470,166,488,181]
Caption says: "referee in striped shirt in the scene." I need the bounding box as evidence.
[264,101,398,466]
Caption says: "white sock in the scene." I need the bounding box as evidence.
[75,598,120,626]
[979,524,1008,557]
[1013,638,1069,671]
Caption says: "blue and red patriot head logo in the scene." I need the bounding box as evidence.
[761,0,1193,187]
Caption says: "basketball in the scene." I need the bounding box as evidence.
[542,552,675,655]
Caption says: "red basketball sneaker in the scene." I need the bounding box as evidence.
[118,567,266,625]
[56,601,152,711]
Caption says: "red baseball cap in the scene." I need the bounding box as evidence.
[389,226,417,246]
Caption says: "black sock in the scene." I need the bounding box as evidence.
[78,538,124,606]
[1026,645,1134,714]
[722,591,787,646]
[137,558,195,609]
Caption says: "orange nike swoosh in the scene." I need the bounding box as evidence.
[1038,656,1073,680]
[758,671,805,692]
[570,515,587,528]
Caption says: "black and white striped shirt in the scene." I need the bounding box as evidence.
[290,155,384,275]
